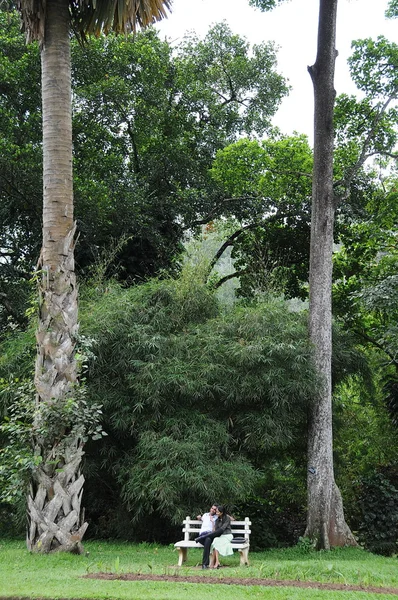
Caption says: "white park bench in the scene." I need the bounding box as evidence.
[174,516,251,567]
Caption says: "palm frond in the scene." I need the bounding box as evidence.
[11,0,46,43]
[14,0,171,42]
[72,0,171,37]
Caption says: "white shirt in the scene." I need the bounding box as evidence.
[199,512,217,534]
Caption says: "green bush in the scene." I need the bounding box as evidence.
[358,469,398,555]
[80,278,320,530]
[0,503,24,538]
[235,475,307,550]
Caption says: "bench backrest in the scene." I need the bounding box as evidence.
[182,516,251,542]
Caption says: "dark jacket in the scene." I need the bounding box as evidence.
[214,514,232,536]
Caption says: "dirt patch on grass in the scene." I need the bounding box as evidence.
[84,572,398,595]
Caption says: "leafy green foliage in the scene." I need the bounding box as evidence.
[120,418,258,525]
[349,37,398,98]
[71,22,288,277]
[0,11,42,332]
[0,13,288,330]
[333,37,398,193]
[174,23,288,138]
[211,135,313,220]
[77,270,321,529]
[0,380,38,505]
[335,94,397,162]
[332,375,398,529]
[78,262,373,537]
[331,39,398,437]
[0,335,105,508]
[235,465,307,550]
[249,0,287,10]
[386,0,398,18]
[358,470,398,556]
[333,178,398,401]
[210,134,313,298]
[206,37,398,304]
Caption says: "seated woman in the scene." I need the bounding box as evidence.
[209,505,233,569]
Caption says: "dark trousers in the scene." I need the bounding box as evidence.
[198,530,222,567]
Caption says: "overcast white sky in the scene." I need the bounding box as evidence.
[156,0,397,143]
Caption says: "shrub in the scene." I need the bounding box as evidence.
[358,469,398,555]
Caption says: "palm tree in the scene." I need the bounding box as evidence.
[11,0,170,553]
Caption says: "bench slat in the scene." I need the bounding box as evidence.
[182,528,251,534]
[182,520,251,526]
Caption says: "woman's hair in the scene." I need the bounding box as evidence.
[216,504,226,514]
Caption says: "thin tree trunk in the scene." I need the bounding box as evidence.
[305,0,356,549]
[27,0,87,553]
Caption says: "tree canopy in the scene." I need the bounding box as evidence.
[0,14,288,331]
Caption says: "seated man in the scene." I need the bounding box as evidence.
[196,504,218,537]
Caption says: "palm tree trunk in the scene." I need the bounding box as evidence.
[27,0,87,553]
[305,0,356,550]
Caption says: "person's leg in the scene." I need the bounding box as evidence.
[202,537,213,568]
[212,549,220,568]
[198,529,221,542]
[195,531,210,544]
[196,528,222,544]
[209,550,216,568]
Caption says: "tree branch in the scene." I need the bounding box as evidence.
[214,268,251,289]
[113,100,140,174]
[207,222,262,277]
[187,196,260,228]
[352,327,398,367]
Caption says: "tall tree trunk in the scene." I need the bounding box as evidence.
[305,0,356,549]
[27,0,87,554]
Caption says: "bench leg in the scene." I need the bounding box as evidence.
[239,548,249,566]
[177,547,188,567]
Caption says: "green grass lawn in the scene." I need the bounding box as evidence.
[1,539,398,599]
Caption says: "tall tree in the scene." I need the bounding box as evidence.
[250,0,398,548]
[306,29,398,547]
[305,0,356,548]
[248,0,357,548]
[6,0,170,553]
